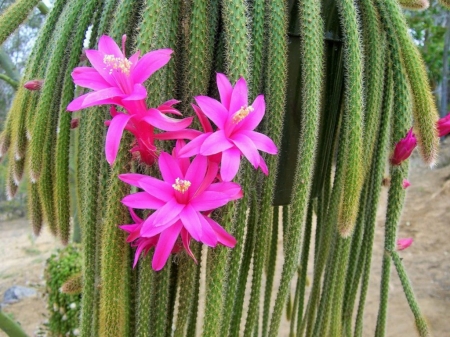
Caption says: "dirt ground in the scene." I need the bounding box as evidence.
[0,141,449,337]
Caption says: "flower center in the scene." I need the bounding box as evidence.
[172,178,191,194]
[103,54,132,75]
[232,105,254,124]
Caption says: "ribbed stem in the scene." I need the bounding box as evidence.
[28,0,85,181]
[0,0,41,45]
[136,255,154,337]
[354,44,394,337]
[99,136,132,337]
[262,206,279,336]
[391,252,431,337]
[186,243,202,337]
[336,0,365,237]
[269,0,321,335]
[152,261,172,337]
[380,0,439,165]
[229,195,259,337]
[221,162,253,336]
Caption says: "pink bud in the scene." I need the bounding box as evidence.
[437,112,450,137]
[397,238,413,251]
[402,179,411,189]
[390,128,417,165]
[24,79,44,91]
[70,119,79,129]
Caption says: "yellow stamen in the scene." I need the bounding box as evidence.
[172,178,191,194]
[103,54,132,75]
[232,105,254,124]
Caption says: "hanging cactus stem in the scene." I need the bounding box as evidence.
[0,0,441,336]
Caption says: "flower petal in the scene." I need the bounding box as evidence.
[216,73,233,110]
[190,191,230,211]
[98,35,123,58]
[231,133,260,169]
[118,173,148,187]
[240,130,277,154]
[198,214,218,247]
[237,94,265,131]
[192,104,213,132]
[154,129,203,141]
[158,152,184,184]
[220,147,241,182]
[200,130,234,156]
[122,83,147,101]
[153,198,185,227]
[259,155,269,175]
[206,217,236,247]
[82,87,125,107]
[229,77,248,117]
[105,113,132,165]
[152,221,183,270]
[72,67,111,90]
[181,228,197,263]
[208,182,243,201]
[138,177,173,202]
[85,50,116,86]
[179,205,202,241]
[122,192,165,209]
[195,96,228,129]
[143,108,193,131]
[132,48,173,84]
[185,155,207,195]
[177,133,211,158]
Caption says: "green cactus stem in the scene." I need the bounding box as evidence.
[380,0,439,165]
[354,50,393,337]
[399,0,430,10]
[0,0,41,46]
[99,136,132,337]
[0,74,18,89]
[391,252,431,337]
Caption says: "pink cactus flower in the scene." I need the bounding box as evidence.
[67,35,171,111]
[24,79,44,91]
[67,35,193,165]
[178,73,278,181]
[120,208,196,268]
[119,152,242,270]
[390,128,417,166]
[437,113,450,137]
[397,238,413,251]
[402,179,411,189]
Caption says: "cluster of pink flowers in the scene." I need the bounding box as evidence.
[67,35,277,270]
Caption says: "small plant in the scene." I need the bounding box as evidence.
[44,244,81,337]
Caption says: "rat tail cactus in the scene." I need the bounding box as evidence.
[0,0,440,336]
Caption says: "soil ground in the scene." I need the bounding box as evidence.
[1,140,449,337]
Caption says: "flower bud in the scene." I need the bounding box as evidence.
[70,118,79,129]
[390,128,417,165]
[402,179,411,189]
[437,112,450,137]
[397,238,413,251]
[24,79,44,91]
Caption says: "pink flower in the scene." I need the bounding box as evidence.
[397,238,413,251]
[67,35,193,165]
[24,79,43,91]
[120,208,196,268]
[178,73,277,181]
[437,113,450,137]
[67,35,171,111]
[402,179,411,189]
[390,128,417,166]
[119,152,242,270]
